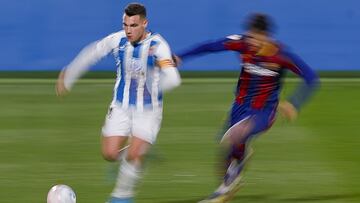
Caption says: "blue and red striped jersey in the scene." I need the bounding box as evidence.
[178,34,319,110]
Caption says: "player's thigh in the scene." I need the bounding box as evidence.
[101,136,129,161]
[101,106,131,161]
[222,115,253,144]
[132,109,163,144]
[102,105,131,137]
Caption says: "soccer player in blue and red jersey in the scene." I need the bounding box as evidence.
[175,13,319,202]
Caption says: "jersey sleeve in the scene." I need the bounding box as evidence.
[153,36,181,91]
[153,37,176,68]
[63,32,121,90]
[281,50,320,110]
[177,35,244,60]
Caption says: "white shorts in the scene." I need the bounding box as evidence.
[101,105,163,144]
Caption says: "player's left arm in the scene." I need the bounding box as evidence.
[281,50,320,111]
[154,38,181,92]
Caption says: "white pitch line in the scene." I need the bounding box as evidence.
[170,180,197,183]
[173,174,197,177]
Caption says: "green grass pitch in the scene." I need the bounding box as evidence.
[0,78,359,203]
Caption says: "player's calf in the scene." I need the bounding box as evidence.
[111,157,141,199]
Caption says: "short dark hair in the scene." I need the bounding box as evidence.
[125,3,147,18]
[246,13,274,33]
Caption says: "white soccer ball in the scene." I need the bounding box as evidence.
[47,184,76,203]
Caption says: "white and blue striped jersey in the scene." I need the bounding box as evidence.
[63,30,178,111]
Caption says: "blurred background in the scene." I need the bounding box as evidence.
[1,0,359,71]
[1,1,360,203]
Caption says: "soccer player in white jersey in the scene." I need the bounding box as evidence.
[56,3,181,203]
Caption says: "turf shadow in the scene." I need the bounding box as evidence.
[279,193,360,202]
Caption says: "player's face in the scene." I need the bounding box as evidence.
[123,14,148,44]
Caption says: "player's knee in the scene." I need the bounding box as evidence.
[102,148,118,162]
[126,149,144,162]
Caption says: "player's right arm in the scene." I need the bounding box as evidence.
[176,35,244,61]
[56,32,121,96]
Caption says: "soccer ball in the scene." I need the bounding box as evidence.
[47,184,76,203]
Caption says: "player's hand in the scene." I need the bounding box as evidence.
[172,55,182,67]
[278,100,298,122]
[55,70,69,97]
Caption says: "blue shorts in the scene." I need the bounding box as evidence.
[226,101,277,140]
